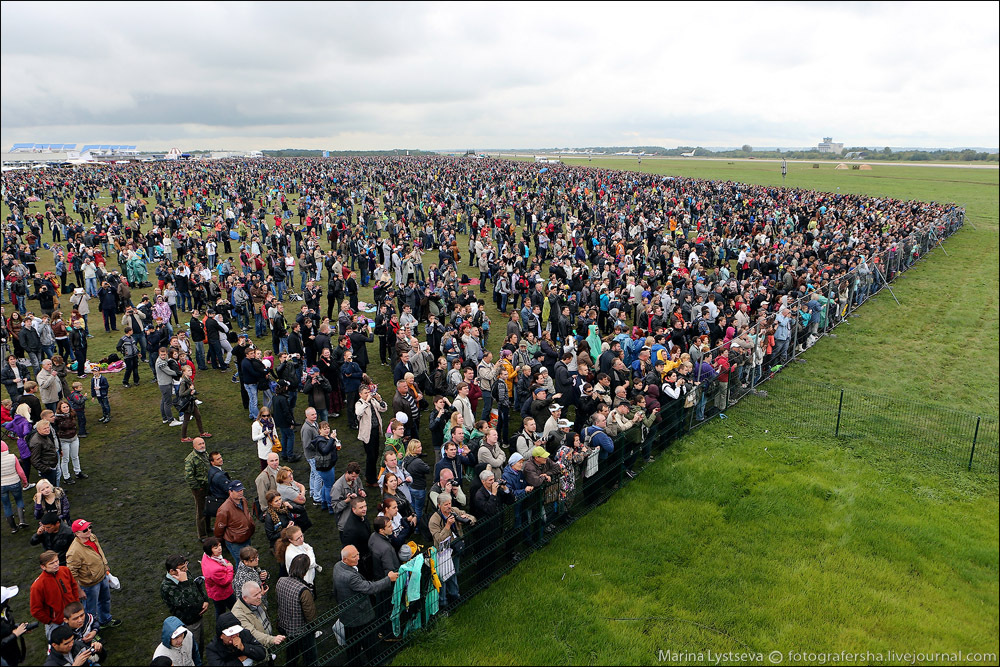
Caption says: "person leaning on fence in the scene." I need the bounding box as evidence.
[204,611,267,667]
[276,553,317,667]
[333,545,398,667]
[231,580,286,651]
[428,494,471,609]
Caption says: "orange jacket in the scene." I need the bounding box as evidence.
[29,567,81,625]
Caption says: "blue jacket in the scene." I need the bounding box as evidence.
[501,463,529,500]
[340,361,363,393]
[585,425,615,461]
[158,615,202,666]
[97,287,117,312]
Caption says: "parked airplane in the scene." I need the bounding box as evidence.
[680,148,698,157]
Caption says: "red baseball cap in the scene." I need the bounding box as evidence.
[71,519,92,533]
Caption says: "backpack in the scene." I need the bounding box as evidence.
[118,337,138,359]
[314,437,339,472]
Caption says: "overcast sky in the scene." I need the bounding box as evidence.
[2,1,997,151]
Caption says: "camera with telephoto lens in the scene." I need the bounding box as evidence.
[451,511,472,524]
[24,621,39,632]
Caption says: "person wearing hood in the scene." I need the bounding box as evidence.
[152,616,202,666]
[203,611,266,667]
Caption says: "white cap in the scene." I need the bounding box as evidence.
[171,625,189,639]
[1,586,18,604]
[222,624,244,637]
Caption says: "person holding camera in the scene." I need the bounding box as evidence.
[355,385,387,487]
[471,469,510,518]
[427,495,473,608]
[429,468,469,512]
[42,623,95,667]
[1,585,36,667]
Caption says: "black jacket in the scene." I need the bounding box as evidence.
[205,629,266,667]
[28,521,75,564]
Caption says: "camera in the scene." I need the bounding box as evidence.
[451,511,472,524]
[24,621,39,632]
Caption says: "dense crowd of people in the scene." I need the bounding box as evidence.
[0,156,961,665]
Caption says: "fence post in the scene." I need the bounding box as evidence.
[835,389,844,437]
[968,417,981,471]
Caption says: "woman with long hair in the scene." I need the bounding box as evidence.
[276,525,320,586]
[53,400,86,484]
[251,407,279,471]
[32,478,69,522]
[262,490,294,549]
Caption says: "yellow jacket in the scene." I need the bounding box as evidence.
[66,536,109,587]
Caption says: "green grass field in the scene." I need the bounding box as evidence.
[2,158,997,666]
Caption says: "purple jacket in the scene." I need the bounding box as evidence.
[2,415,33,459]
[693,361,718,384]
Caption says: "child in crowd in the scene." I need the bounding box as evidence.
[90,368,111,423]
[68,381,89,437]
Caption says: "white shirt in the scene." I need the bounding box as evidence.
[285,542,318,585]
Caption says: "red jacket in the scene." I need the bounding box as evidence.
[29,567,82,625]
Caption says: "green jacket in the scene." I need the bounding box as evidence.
[160,574,209,626]
[184,449,210,490]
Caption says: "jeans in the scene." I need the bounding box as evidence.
[410,488,426,527]
[497,405,510,445]
[307,458,323,503]
[208,340,225,369]
[317,467,337,509]
[0,483,24,517]
[81,577,112,625]
[695,390,708,421]
[441,555,460,606]
[160,384,175,421]
[275,280,286,302]
[60,436,81,477]
[773,337,790,364]
[245,384,260,418]
[254,312,266,338]
[86,277,98,296]
[479,393,494,421]
[179,290,191,311]
[191,341,206,370]
[26,351,42,375]
[278,427,295,459]
[225,540,250,563]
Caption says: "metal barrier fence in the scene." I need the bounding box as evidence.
[730,378,999,473]
[272,209,985,665]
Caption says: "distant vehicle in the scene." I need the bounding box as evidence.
[614,149,646,156]
[680,149,698,157]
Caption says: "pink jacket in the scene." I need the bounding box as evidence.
[201,553,235,601]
